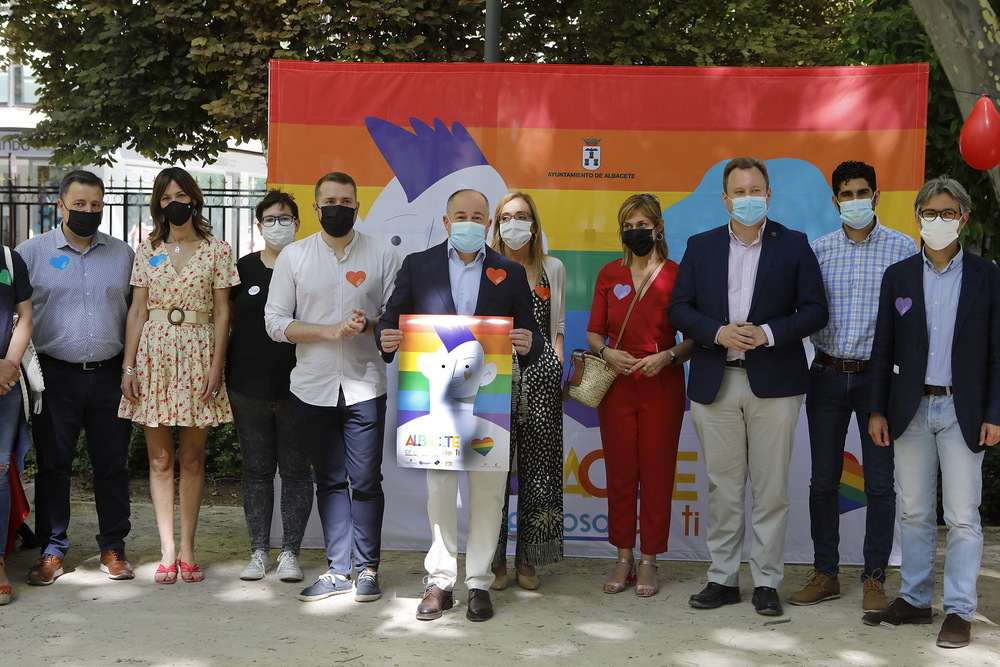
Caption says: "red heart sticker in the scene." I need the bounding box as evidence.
[346,271,367,287]
[534,285,551,300]
[486,268,507,285]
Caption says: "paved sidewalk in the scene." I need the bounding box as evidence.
[2,500,998,666]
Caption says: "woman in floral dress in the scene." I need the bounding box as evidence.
[120,167,239,583]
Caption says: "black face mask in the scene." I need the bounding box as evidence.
[320,205,356,238]
[162,200,195,226]
[66,209,103,238]
[622,228,655,257]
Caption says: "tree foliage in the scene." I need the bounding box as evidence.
[1,0,485,165]
[841,0,1000,259]
[498,0,846,67]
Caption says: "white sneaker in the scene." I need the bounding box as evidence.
[240,550,270,581]
[276,551,304,582]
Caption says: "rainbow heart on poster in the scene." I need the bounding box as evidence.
[471,437,494,456]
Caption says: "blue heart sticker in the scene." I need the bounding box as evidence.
[149,254,168,268]
[49,256,70,270]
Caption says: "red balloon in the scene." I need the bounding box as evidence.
[960,96,1000,170]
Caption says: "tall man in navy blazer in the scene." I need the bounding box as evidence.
[864,177,1000,650]
[377,189,543,623]
[669,157,828,617]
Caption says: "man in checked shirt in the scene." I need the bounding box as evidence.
[789,161,917,612]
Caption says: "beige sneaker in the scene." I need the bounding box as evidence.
[862,573,890,613]
[788,570,840,606]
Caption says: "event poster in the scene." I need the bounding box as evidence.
[268,61,926,561]
[396,314,514,472]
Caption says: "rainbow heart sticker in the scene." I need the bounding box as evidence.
[471,437,494,456]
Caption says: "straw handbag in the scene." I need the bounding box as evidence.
[564,265,659,408]
[4,245,45,418]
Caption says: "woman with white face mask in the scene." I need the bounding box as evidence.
[226,190,312,584]
[487,192,566,591]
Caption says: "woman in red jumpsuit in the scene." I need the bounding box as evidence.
[586,193,693,598]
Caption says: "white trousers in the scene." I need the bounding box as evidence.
[424,469,508,591]
[691,368,803,589]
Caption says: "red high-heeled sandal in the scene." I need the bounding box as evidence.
[179,561,204,583]
[154,562,178,584]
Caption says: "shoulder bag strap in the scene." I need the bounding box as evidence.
[612,262,661,350]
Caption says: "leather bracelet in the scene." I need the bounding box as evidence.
[598,345,608,359]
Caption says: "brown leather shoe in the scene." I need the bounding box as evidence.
[788,570,840,606]
[416,584,454,621]
[861,573,889,613]
[27,554,64,586]
[862,597,933,626]
[100,549,135,580]
[936,613,971,648]
[467,588,494,621]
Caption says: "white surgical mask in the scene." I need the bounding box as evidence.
[261,223,297,250]
[919,216,961,251]
[838,198,876,229]
[499,220,533,250]
[729,195,768,226]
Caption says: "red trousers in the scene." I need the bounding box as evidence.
[596,364,684,554]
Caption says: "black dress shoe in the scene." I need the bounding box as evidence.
[416,584,454,621]
[467,588,494,621]
[689,582,741,609]
[752,586,783,616]
[862,597,933,627]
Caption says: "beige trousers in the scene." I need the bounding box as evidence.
[690,367,803,589]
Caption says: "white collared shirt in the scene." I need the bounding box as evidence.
[447,243,485,316]
[265,231,402,407]
[716,221,774,360]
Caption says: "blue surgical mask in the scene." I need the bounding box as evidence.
[449,220,487,253]
[839,198,876,229]
[729,195,768,226]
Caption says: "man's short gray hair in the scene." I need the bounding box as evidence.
[914,176,972,216]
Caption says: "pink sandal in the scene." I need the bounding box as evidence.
[179,561,204,583]
[154,562,178,584]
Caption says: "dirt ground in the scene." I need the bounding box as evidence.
[2,483,999,667]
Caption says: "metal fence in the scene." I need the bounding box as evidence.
[1,183,267,256]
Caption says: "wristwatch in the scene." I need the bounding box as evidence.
[666,350,677,366]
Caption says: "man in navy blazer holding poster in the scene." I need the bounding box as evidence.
[863,177,1000,650]
[669,157,828,618]
[377,189,542,623]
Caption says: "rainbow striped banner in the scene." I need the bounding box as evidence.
[396,314,513,472]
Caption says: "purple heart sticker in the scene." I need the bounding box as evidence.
[149,254,168,268]
[613,284,632,300]
[895,297,912,316]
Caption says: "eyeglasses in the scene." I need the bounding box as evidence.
[498,212,534,223]
[918,209,961,222]
[260,215,297,227]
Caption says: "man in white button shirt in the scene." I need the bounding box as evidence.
[265,172,402,603]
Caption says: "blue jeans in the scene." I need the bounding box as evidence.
[894,395,983,620]
[0,387,23,545]
[290,390,387,575]
[805,362,895,581]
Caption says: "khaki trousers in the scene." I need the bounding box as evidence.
[691,367,803,589]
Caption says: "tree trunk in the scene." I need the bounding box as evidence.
[909,0,1000,199]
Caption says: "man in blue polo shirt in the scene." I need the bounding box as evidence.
[17,170,135,585]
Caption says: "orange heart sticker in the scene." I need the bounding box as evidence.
[486,267,506,285]
[534,285,551,300]
[346,271,367,287]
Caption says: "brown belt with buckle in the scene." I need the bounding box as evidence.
[815,350,869,373]
[148,308,212,326]
[923,384,953,396]
[725,359,746,368]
